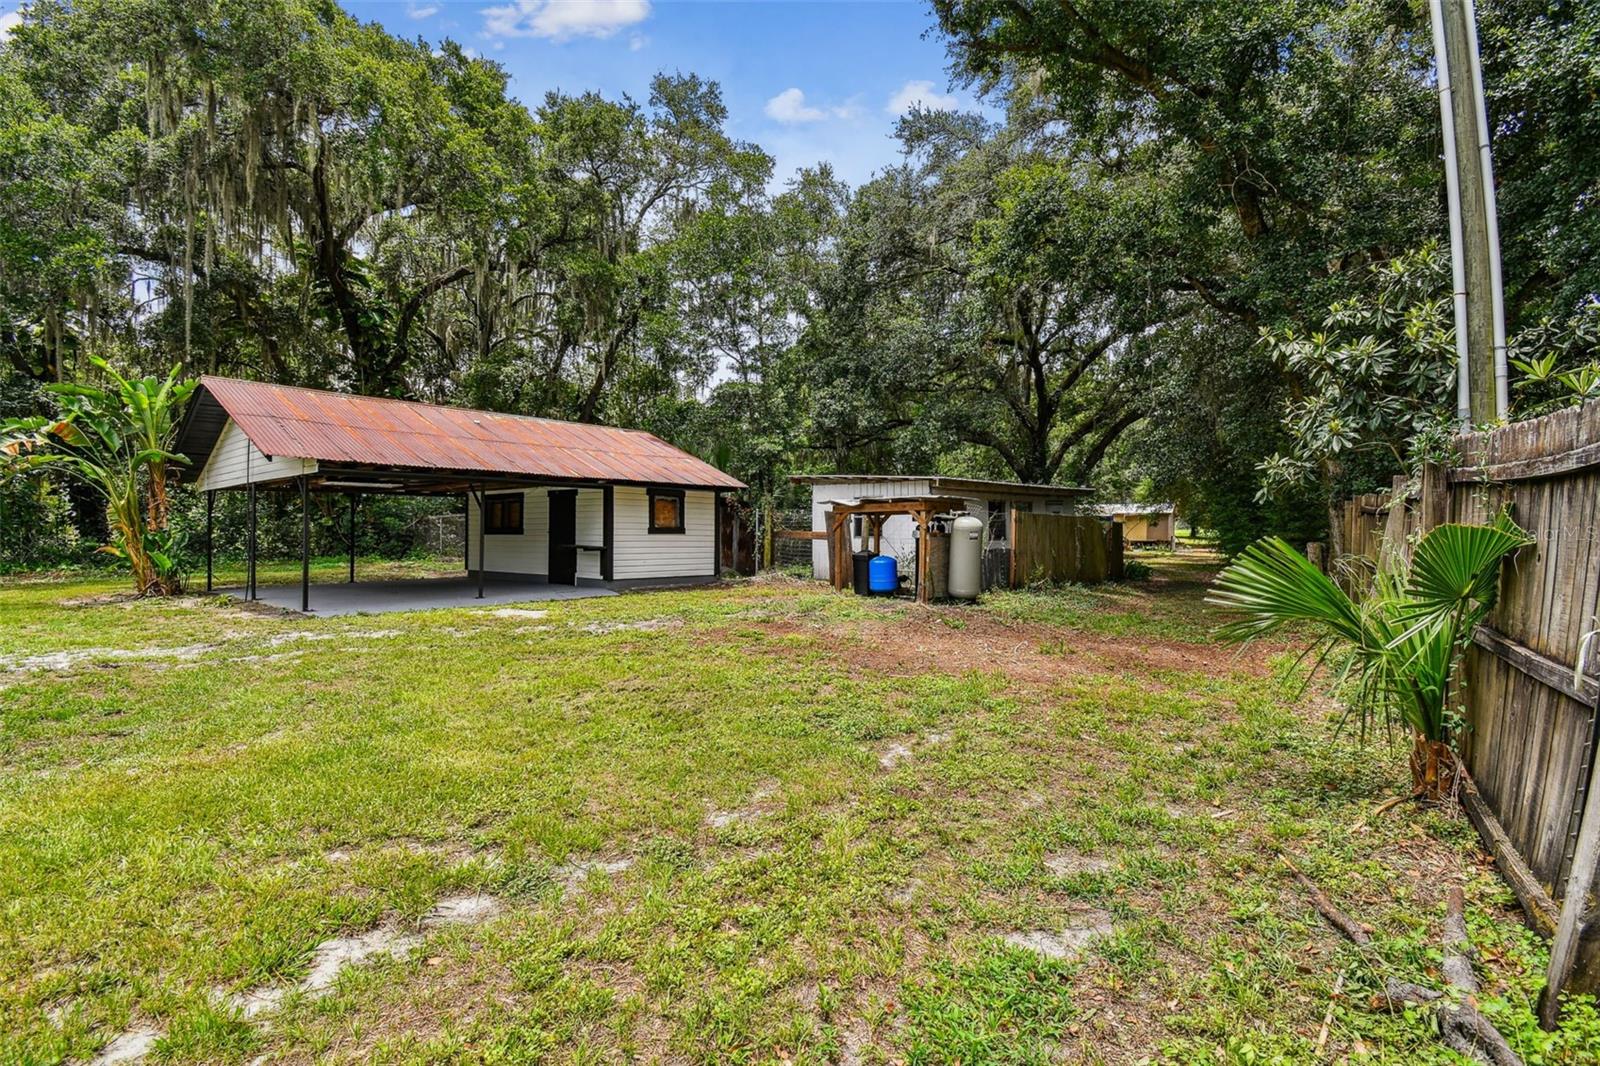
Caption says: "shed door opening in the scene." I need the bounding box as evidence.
[549,490,577,585]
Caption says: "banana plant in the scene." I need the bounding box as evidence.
[1,360,196,594]
[1206,512,1532,799]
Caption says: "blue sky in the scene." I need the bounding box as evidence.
[337,0,978,189]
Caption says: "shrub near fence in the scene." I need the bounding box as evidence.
[1335,399,1600,996]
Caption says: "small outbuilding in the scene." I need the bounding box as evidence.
[1092,502,1177,549]
[792,475,1093,584]
[175,377,744,612]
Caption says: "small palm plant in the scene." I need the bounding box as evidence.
[1207,512,1532,800]
[2,359,196,594]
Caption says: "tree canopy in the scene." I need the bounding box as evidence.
[3,0,1598,563]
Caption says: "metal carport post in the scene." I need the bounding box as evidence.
[476,484,486,599]
[348,493,357,583]
[246,482,258,601]
[204,490,214,593]
[300,475,310,613]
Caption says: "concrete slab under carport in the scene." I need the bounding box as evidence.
[218,576,615,616]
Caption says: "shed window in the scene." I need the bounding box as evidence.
[649,489,685,534]
[483,493,524,534]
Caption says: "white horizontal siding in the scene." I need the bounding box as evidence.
[809,480,930,580]
[466,485,714,581]
[613,486,715,580]
[466,488,550,575]
[195,419,316,491]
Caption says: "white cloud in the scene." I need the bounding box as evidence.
[886,79,961,116]
[407,3,440,18]
[628,32,646,51]
[1,10,23,39]
[765,88,826,124]
[763,87,856,125]
[481,0,650,41]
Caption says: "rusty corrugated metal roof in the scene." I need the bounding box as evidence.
[185,377,744,489]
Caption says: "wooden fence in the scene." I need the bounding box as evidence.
[1334,400,1600,992]
[1009,512,1115,585]
[1333,479,1417,590]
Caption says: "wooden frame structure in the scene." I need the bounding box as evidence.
[822,496,967,604]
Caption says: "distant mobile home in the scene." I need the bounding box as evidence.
[793,475,1092,582]
[1092,502,1177,549]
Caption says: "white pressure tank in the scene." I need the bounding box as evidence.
[948,513,984,600]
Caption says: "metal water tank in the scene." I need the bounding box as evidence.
[948,514,984,600]
[868,554,898,594]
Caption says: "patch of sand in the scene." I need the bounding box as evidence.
[551,857,634,897]
[88,1027,159,1066]
[1003,910,1117,960]
[1,645,215,674]
[878,741,914,769]
[1043,852,1114,877]
[96,893,506,1064]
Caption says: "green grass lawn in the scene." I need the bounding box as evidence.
[3,551,1598,1064]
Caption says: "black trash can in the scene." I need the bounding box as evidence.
[851,551,873,596]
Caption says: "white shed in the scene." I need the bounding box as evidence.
[792,475,1093,581]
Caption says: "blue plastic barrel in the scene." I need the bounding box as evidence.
[868,554,898,594]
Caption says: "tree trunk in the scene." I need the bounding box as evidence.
[1411,733,1460,801]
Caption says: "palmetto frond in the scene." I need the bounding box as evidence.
[1208,514,1530,747]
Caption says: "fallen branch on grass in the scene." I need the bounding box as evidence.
[1367,888,1523,1066]
[1352,794,1412,831]
[1282,857,1524,1066]
[1279,852,1371,946]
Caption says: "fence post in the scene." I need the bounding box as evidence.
[1105,522,1124,580]
[1379,474,1412,573]
[1009,508,1020,588]
[1420,460,1450,533]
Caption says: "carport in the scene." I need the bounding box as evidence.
[174,377,744,613]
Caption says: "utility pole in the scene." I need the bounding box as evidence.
[1430,0,1508,427]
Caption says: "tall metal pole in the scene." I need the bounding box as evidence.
[348,494,357,583]
[1430,0,1506,426]
[205,490,214,593]
[300,476,310,613]
[1462,0,1509,420]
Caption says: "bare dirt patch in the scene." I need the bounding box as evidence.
[551,856,634,897]
[0,644,217,674]
[1043,851,1115,877]
[1001,910,1117,960]
[733,607,1280,696]
[87,1026,159,1066]
[705,783,776,829]
[87,893,507,1064]
[878,741,914,769]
